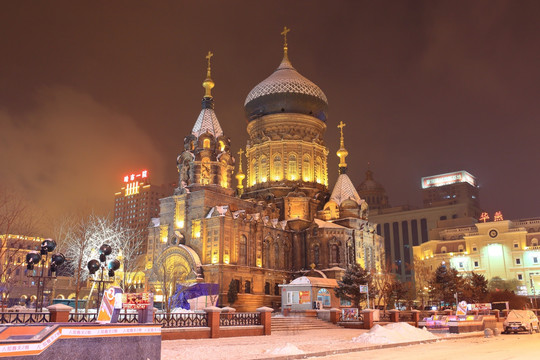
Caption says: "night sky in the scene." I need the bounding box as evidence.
[1,1,539,234]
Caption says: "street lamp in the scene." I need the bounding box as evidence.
[87,244,120,309]
[25,239,65,312]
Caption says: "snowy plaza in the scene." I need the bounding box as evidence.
[161,322,539,360]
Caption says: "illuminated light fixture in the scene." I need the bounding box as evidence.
[449,252,453,256]
[176,220,184,229]
[261,177,267,182]
[274,176,280,181]
[252,180,256,186]
[224,255,230,264]
[212,255,218,264]
[161,236,167,243]
[256,260,262,267]
[195,232,201,238]
[290,175,296,181]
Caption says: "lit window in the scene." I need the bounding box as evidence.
[203,138,210,149]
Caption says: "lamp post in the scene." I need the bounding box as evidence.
[25,239,65,312]
[87,244,120,309]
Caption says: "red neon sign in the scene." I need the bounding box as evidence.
[123,170,149,183]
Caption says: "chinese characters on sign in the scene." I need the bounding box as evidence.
[122,292,152,310]
[479,211,504,223]
[123,170,149,183]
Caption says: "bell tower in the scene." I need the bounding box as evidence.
[176,52,235,196]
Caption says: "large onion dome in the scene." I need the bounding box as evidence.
[244,53,328,122]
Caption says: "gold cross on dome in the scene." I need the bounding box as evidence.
[206,51,214,69]
[337,121,346,137]
[281,26,290,47]
[237,148,244,157]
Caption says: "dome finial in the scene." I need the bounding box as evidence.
[337,121,348,174]
[236,148,245,195]
[281,26,290,61]
[203,51,215,98]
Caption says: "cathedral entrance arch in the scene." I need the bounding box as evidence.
[152,245,202,287]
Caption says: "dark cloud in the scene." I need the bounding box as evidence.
[0,86,164,232]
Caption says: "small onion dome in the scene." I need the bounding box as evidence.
[244,55,328,122]
[340,198,359,210]
[357,170,386,192]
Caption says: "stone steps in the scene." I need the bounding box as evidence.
[271,316,340,331]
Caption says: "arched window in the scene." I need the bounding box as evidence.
[317,288,331,307]
[250,158,257,185]
[458,245,464,252]
[239,235,247,266]
[264,282,270,295]
[313,245,320,265]
[203,138,210,149]
[220,160,228,188]
[302,154,311,181]
[245,280,251,294]
[331,244,340,264]
[288,153,297,180]
[272,154,282,180]
[263,238,271,268]
[273,243,280,269]
[532,238,539,247]
[218,140,225,152]
[260,155,268,182]
[201,157,211,184]
[315,157,323,183]
[441,246,447,254]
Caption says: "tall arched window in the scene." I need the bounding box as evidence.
[201,157,211,184]
[273,243,280,269]
[303,154,311,181]
[315,157,323,183]
[331,244,340,264]
[239,235,247,265]
[272,154,282,180]
[260,155,268,182]
[251,158,257,185]
[263,238,271,268]
[314,245,320,265]
[220,160,228,188]
[288,153,297,180]
[203,138,210,149]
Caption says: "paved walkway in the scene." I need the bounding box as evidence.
[161,328,484,360]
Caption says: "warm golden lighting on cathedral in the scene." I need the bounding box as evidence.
[224,255,230,264]
[192,220,201,238]
[219,140,225,152]
[176,220,184,229]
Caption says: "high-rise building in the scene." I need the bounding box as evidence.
[143,31,384,311]
[113,170,174,255]
[368,170,482,282]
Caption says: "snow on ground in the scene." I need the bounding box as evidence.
[352,322,438,345]
[161,324,473,360]
[263,343,305,355]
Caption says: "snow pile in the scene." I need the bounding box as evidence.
[264,343,305,355]
[352,322,438,345]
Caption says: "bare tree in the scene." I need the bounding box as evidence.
[57,214,130,312]
[413,255,432,308]
[117,226,145,293]
[372,259,398,310]
[0,187,37,310]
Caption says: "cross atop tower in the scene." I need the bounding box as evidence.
[338,121,346,140]
[206,51,214,72]
[281,26,290,48]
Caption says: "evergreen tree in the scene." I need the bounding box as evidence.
[462,272,489,303]
[430,264,463,306]
[335,264,372,308]
[227,279,239,305]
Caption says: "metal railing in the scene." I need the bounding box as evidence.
[68,312,97,323]
[154,312,208,328]
[220,312,261,326]
[0,312,50,324]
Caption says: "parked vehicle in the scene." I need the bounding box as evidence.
[503,310,540,334]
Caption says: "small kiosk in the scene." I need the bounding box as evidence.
[279,276,341,313]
